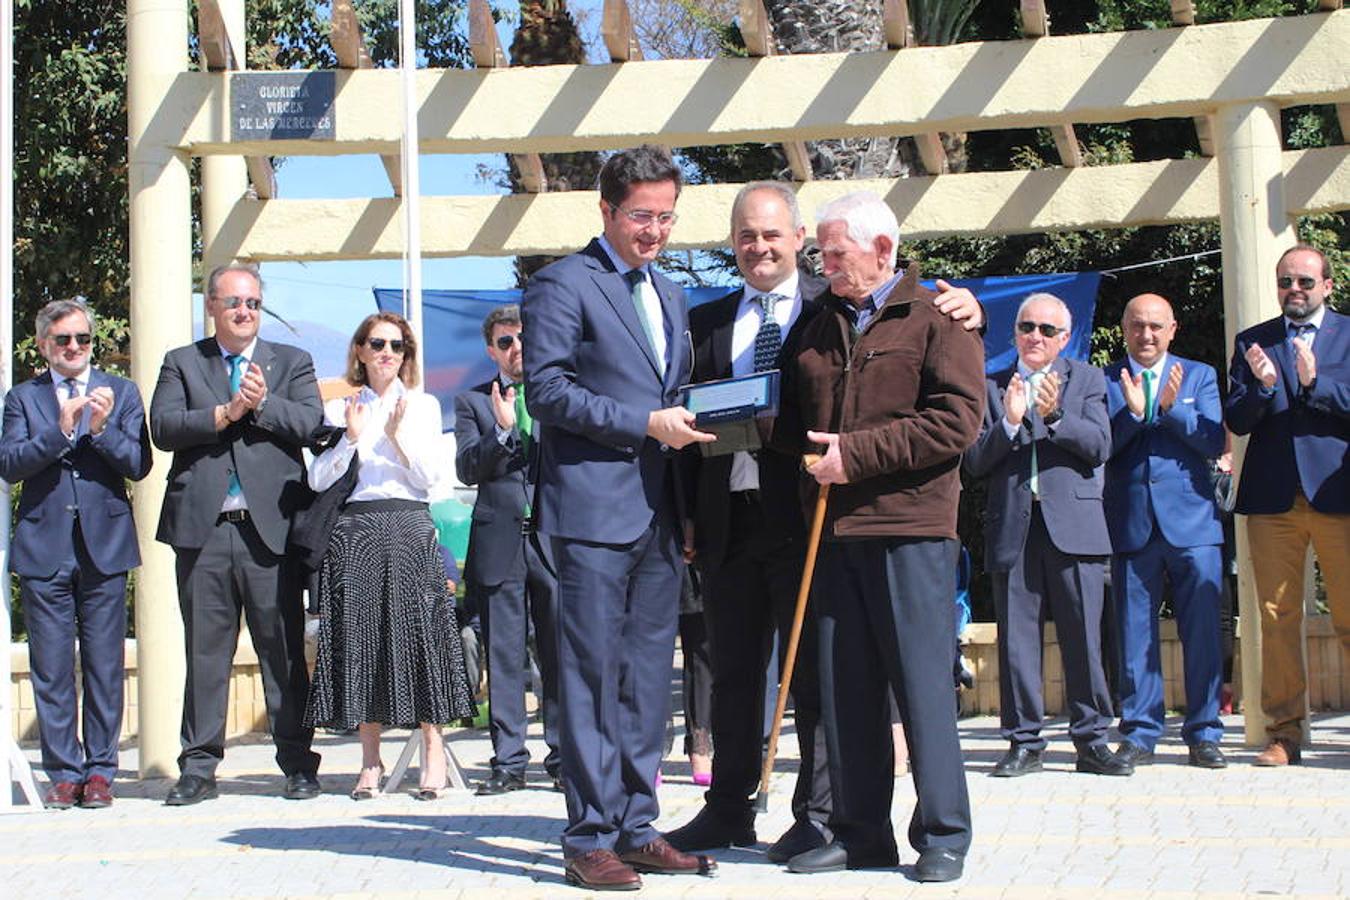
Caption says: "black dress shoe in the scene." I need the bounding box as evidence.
[991,746,1042,778]
[664,805,756,852]
[474,769,526,795]
[1076,743,1133,776]
[914,848,965,883]
[1188,741,1227,769]
[766,818,827,863]
[165,774,219,806]
[787,841,898,874]
[284,771,321,800]
[1115,741,1154,767]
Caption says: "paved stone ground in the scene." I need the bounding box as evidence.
[5,710,1348,899]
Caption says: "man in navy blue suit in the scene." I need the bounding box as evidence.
[522,145,717,891]
[1225,244,1349,767]
[1104,293,1226,769]
[455,304,560,796]
[0,298,152,809]
[965,293,1130,778]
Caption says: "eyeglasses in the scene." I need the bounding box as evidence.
[366,337,406,354]
[51,333,93,347]
[610,204,678,228]
[1016,321,1066,338]
[1277,275,1318,290]
[218,296,263,311]
[495,333,522,351]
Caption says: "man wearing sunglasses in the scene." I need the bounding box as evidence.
[1104,293,1227,770]
[1225,243,1349,767]
[150,263,324,805]
[966,293,1127,779]
[522,145,717,890]
[0,298,152,809]
[454,304,561,797]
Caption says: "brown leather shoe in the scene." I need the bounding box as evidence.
[564,849,642,891]
[43,781,81,809]
[619,836,717,875]
[80,775,114,808]
[1254,737,1301,767]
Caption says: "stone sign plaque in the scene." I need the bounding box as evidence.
[231,72,336,141]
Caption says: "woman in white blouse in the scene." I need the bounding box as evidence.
[304,312,474,800]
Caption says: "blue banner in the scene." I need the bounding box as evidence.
[375,272,1100,430]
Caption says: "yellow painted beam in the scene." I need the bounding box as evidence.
[170,14,1350,158]
[208,146,1349,261]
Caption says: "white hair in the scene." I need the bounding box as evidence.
[1016,292,1073,332]
[815,191,900,255]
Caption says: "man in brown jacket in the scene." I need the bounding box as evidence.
[775,191,986,883]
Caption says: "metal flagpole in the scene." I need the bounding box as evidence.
[2,0,45,811]
[398,0,424,380]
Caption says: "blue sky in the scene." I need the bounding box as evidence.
[257,2,604,378]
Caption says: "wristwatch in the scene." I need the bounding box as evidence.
[1042,408,1063,426]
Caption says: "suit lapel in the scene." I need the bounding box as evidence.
[592,262,662,379]
[253,339,277,389]
[196,338,233,404]
[1266,323,1300,404]
[709,290,740,380]
[32,371,60,428]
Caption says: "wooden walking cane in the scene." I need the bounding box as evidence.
[756,453,829,812]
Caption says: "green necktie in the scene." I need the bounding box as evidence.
[226,354,246,496]
[513,382,533,517]
[626,268,663,374]
[1142,369,1155,423]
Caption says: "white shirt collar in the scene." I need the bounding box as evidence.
[1285,304,1327,332]
[742,272,801,309]
[48,366,91,389]
[1127,352,1169,379]
[216,337,259,361]
[358,377,408,405]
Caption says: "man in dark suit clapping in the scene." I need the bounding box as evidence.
[965,292,1130,778]
[455,304,560,795]
[150,263,323,805]
[0,298,152,809]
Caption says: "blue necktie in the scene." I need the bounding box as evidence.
[226,355,245,496]
[753,294,784,372]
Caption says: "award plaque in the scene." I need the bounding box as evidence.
[681,370,781,457]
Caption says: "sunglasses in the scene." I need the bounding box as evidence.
[51,332,93,347]
[1016,321,1066,338]
[495,333,523,351]
[218,295,263,311]
[366,337,406,353]
[1277,275,1318,290]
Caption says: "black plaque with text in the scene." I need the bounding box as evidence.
[231,72,336,141]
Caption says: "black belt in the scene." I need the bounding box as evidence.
[217,509,250,524]
[730,490,761,504]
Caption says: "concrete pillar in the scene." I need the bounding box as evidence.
[128,0,193,778]
[1214,100,1296,747]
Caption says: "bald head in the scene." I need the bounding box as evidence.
[1121,293,1177,368]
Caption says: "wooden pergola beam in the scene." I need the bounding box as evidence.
[602,0,643,62]
[330,0,401,196]
[466,0,545,192]
[1022,4,1081,168]
[198,0,275,198]
[882,0,914,49]
[738,0,812,180]
[1169,3,1215,157]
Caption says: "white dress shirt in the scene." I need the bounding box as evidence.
[307,379,445,502]
[728,274,803,493]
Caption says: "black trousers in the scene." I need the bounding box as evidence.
[481,531,560,778]
[992,505,1112,750]
[816,537,972,857]
[174,515,318,778]
[701,494,829,828]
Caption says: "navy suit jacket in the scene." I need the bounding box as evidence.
[682,275,827,571]
[150,337,323,554]
[964,356,1112,572]
[0,369,152,578]
[1225,309,1350,515]
[454,378,541,586]
[1103,355,1225,552]
[521,238,691,545]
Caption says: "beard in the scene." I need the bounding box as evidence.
[1281,294,1321,321]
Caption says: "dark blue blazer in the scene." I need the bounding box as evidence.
[1224,310,1350,515]
[454,378,537,586]
[0,369,152,578]
[1103,355,1225,552]
[521,238,691,545]
[964,356,1112,572]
